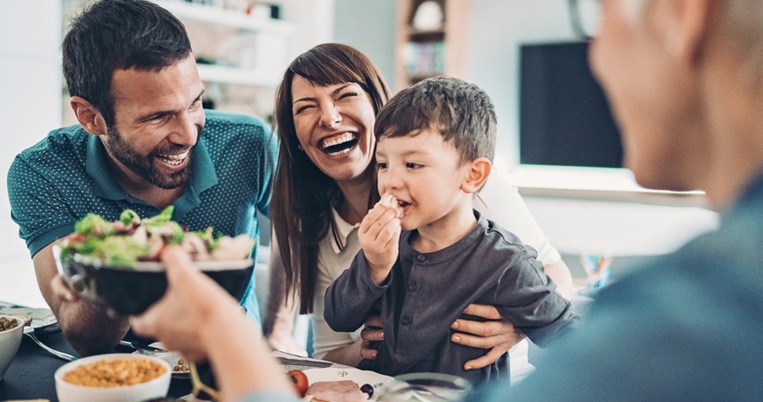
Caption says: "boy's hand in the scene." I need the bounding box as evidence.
[358,197,402,285]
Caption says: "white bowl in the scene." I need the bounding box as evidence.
[55,353,171,402]
[0,315,24,381]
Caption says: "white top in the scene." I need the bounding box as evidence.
[311,172,562,358]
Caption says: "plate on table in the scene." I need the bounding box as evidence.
[0,302,58,332]
[131,342,190,380]
[303,367,392,400]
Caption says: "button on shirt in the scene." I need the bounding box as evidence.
[7,110,276,322]
[324,211,580,383]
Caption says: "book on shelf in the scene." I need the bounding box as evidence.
[405,41,445,76]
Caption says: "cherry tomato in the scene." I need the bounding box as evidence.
[287,369,309,396]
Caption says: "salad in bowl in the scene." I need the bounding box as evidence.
[56,206,255,315]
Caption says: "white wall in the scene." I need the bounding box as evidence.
[466,0,575,169]
[332,0,396,89]
[280,0,335,55]
[0,0,63,307]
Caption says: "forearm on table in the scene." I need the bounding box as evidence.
[322,338,363,367]
[58,300,130,356]
[263,246,288,336]
[268,301,298,340]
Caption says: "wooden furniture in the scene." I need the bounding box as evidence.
[394,0,469,91]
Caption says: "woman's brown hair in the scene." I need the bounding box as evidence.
[271,43,391,313]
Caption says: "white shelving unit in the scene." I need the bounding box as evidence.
[155,0,294,35]
[153,0,294,88]
[196,64,280,87]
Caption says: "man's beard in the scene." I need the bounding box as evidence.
[106,126,194,190]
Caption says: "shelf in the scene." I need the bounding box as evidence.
[395,0,468,91]
[407,28,446,39]
[196,64,280,87]
[153,0,294,35]
[508,165,710,208]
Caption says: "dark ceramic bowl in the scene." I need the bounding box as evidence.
[60,254,254,316]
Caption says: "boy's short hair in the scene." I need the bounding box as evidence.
[63,0,192,126]
[374,76,497,163]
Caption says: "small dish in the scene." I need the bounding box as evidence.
[0,302,58,332]
[0,315,24,381]
[132,342,190,380]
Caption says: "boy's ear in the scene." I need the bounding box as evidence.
[70,96,107,136]
[461,157,492,194]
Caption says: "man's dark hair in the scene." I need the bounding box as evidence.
[374,76,497,164]
[62,0,192,126]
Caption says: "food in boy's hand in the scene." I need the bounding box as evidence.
[377,193,403,218]
[57,206,254,266]
[287,369,309,396]
[304,380,368,402]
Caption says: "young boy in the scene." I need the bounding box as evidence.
[324,77,580,383]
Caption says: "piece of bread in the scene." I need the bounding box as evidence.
[304,380,368,402]
[377,193,403,218]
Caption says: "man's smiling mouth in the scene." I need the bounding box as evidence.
[156,149,190,167]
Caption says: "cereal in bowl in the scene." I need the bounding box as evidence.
[63,357,167,387]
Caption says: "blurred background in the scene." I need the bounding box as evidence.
[0,0,718,311]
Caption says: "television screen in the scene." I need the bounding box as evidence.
[519,41,623,168]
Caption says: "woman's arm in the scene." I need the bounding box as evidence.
[322,338,364,367]
[358,304,523,370]
[264,244,308,356]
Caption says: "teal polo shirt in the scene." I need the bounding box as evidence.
[7,110,277,322]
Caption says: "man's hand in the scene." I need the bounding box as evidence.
[50,274,79,303]
[34,244,129,356]
[358,203,401,284]
[450,304,524,370]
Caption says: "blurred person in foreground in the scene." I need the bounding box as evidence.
[7,0,275,356]
[135,0,763,400]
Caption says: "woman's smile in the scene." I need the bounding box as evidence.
[320,131,359,157]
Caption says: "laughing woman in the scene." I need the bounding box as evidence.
[265,43,574,368]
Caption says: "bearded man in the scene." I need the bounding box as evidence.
[7,0,275,356]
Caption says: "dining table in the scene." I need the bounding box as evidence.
[0,328,337,401]
[0,329,192,401]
